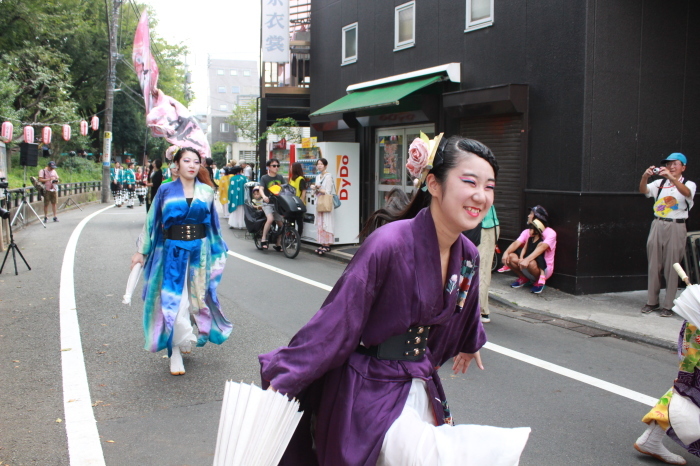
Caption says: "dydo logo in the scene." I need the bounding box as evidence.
[335,154,351,201]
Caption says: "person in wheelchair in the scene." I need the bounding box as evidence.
[259,158,285,251]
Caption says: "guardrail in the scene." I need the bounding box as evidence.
[3,181,102,208]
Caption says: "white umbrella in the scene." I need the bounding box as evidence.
[670,263,700,328]
[122,263,142,305]
[213,381,303,466]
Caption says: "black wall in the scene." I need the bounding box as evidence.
[311,0,700,293]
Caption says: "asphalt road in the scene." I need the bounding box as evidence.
[0,202,698,465]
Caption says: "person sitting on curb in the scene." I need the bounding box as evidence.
[501,205,557,294]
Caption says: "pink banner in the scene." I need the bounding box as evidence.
[133,12,210,159]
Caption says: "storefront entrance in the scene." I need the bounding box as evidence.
[375,124,435,209]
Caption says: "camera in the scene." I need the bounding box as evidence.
[52,179,58,184]
[652,168,661,175]
[0,177,7,189]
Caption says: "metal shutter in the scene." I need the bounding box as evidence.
[460,115,524,241]
[322,129,355,143]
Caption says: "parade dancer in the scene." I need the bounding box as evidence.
[130,147,232,376]
[110,162,124,207]
[634,289,700,464]
[123,162,137,209]
[135,165,148,206]
[260,134,530,465]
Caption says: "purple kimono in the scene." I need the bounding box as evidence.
[259,207,487,465]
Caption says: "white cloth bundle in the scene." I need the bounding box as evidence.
[122,263,142,305]
[213,381,303,466]
[672,284,700,329]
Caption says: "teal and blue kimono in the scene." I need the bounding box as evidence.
[227,174,248,213]
[122,168,136,185]
[137,178,232,353]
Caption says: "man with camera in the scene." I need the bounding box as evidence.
[38,161,60,222]
[639,153,696,317]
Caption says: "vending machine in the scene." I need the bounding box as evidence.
[293,142,360,245]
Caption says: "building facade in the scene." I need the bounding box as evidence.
[308,0,700,294]
[207,58,259,146]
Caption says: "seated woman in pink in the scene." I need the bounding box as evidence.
[500,205,557,293]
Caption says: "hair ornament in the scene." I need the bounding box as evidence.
[406,131,444,192]
[165,145,180,161]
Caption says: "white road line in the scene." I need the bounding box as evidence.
[60,205,113,466]
[483,342,658,406]
[228,250,660,407]
[227,251,333,291]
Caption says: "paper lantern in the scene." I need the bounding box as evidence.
[80,120,88,136]
[91,115,99,131]
[62,124,71,141]
[42,126,52,145]
[1,121,13,141]
[23,126,34,144]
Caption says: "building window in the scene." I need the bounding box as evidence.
[217,69,224,75]
[220,123,230,133]
[219,104,228,111]
[218,86,226,93]
[465,0,494,32]
[394,2,415,51]
[243,70,251,76]
[342,22,358,65]
[230,70,237,76]
[231,86,240,94]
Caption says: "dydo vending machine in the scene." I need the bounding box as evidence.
[291,142,360,245]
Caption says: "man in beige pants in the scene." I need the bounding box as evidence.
[639,153,696,317]
[477,206,499,323]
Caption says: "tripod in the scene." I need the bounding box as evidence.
[58,158,82,212]
[11,185,46,229]
[1,194,31,275]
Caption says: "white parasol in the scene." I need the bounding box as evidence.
[671,263,700,329]
[122,263,142,305]
[213,381,303,466]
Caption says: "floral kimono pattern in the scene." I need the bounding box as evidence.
[138,178,232,353]
[642,322,700,457]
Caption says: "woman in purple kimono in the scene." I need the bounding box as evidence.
[260,134,530,465]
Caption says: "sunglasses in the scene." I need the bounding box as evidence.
[270,164,280,167]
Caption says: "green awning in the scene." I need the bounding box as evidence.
[310,75,443,117]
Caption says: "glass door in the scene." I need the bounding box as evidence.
[375,125,434,209]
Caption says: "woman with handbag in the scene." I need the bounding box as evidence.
[312,158,334,255]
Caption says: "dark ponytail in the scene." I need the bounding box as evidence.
[360,136,498,239]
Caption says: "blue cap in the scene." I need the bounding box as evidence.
[660,152,687,166]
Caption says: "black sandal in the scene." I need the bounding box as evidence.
[272,245,282,252]
[315,247,325,255]
[322,246,331,253]
[261,241,269,250]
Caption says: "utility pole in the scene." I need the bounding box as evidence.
[102,0,122,203]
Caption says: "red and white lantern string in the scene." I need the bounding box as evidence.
[62,124,71,141]
[23,126,34,144]
[42,126,52,145]
[80,120,88,136]
[1,121,13,141]
[91,115,99,131]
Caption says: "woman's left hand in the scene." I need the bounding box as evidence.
[452,351,484,374]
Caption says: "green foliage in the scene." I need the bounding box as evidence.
[210,141,229,167]
[226,101,301,144]
[6,153,101,189]
[0,0,189,163]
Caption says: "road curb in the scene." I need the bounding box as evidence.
[488,294,677,351]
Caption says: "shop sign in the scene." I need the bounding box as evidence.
[336,154,351,201]
[262,0,290,63]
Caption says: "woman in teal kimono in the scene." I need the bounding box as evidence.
[227,165,249,229]
[131,147,232,376]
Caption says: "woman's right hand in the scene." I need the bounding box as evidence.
[131,252,145,270]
